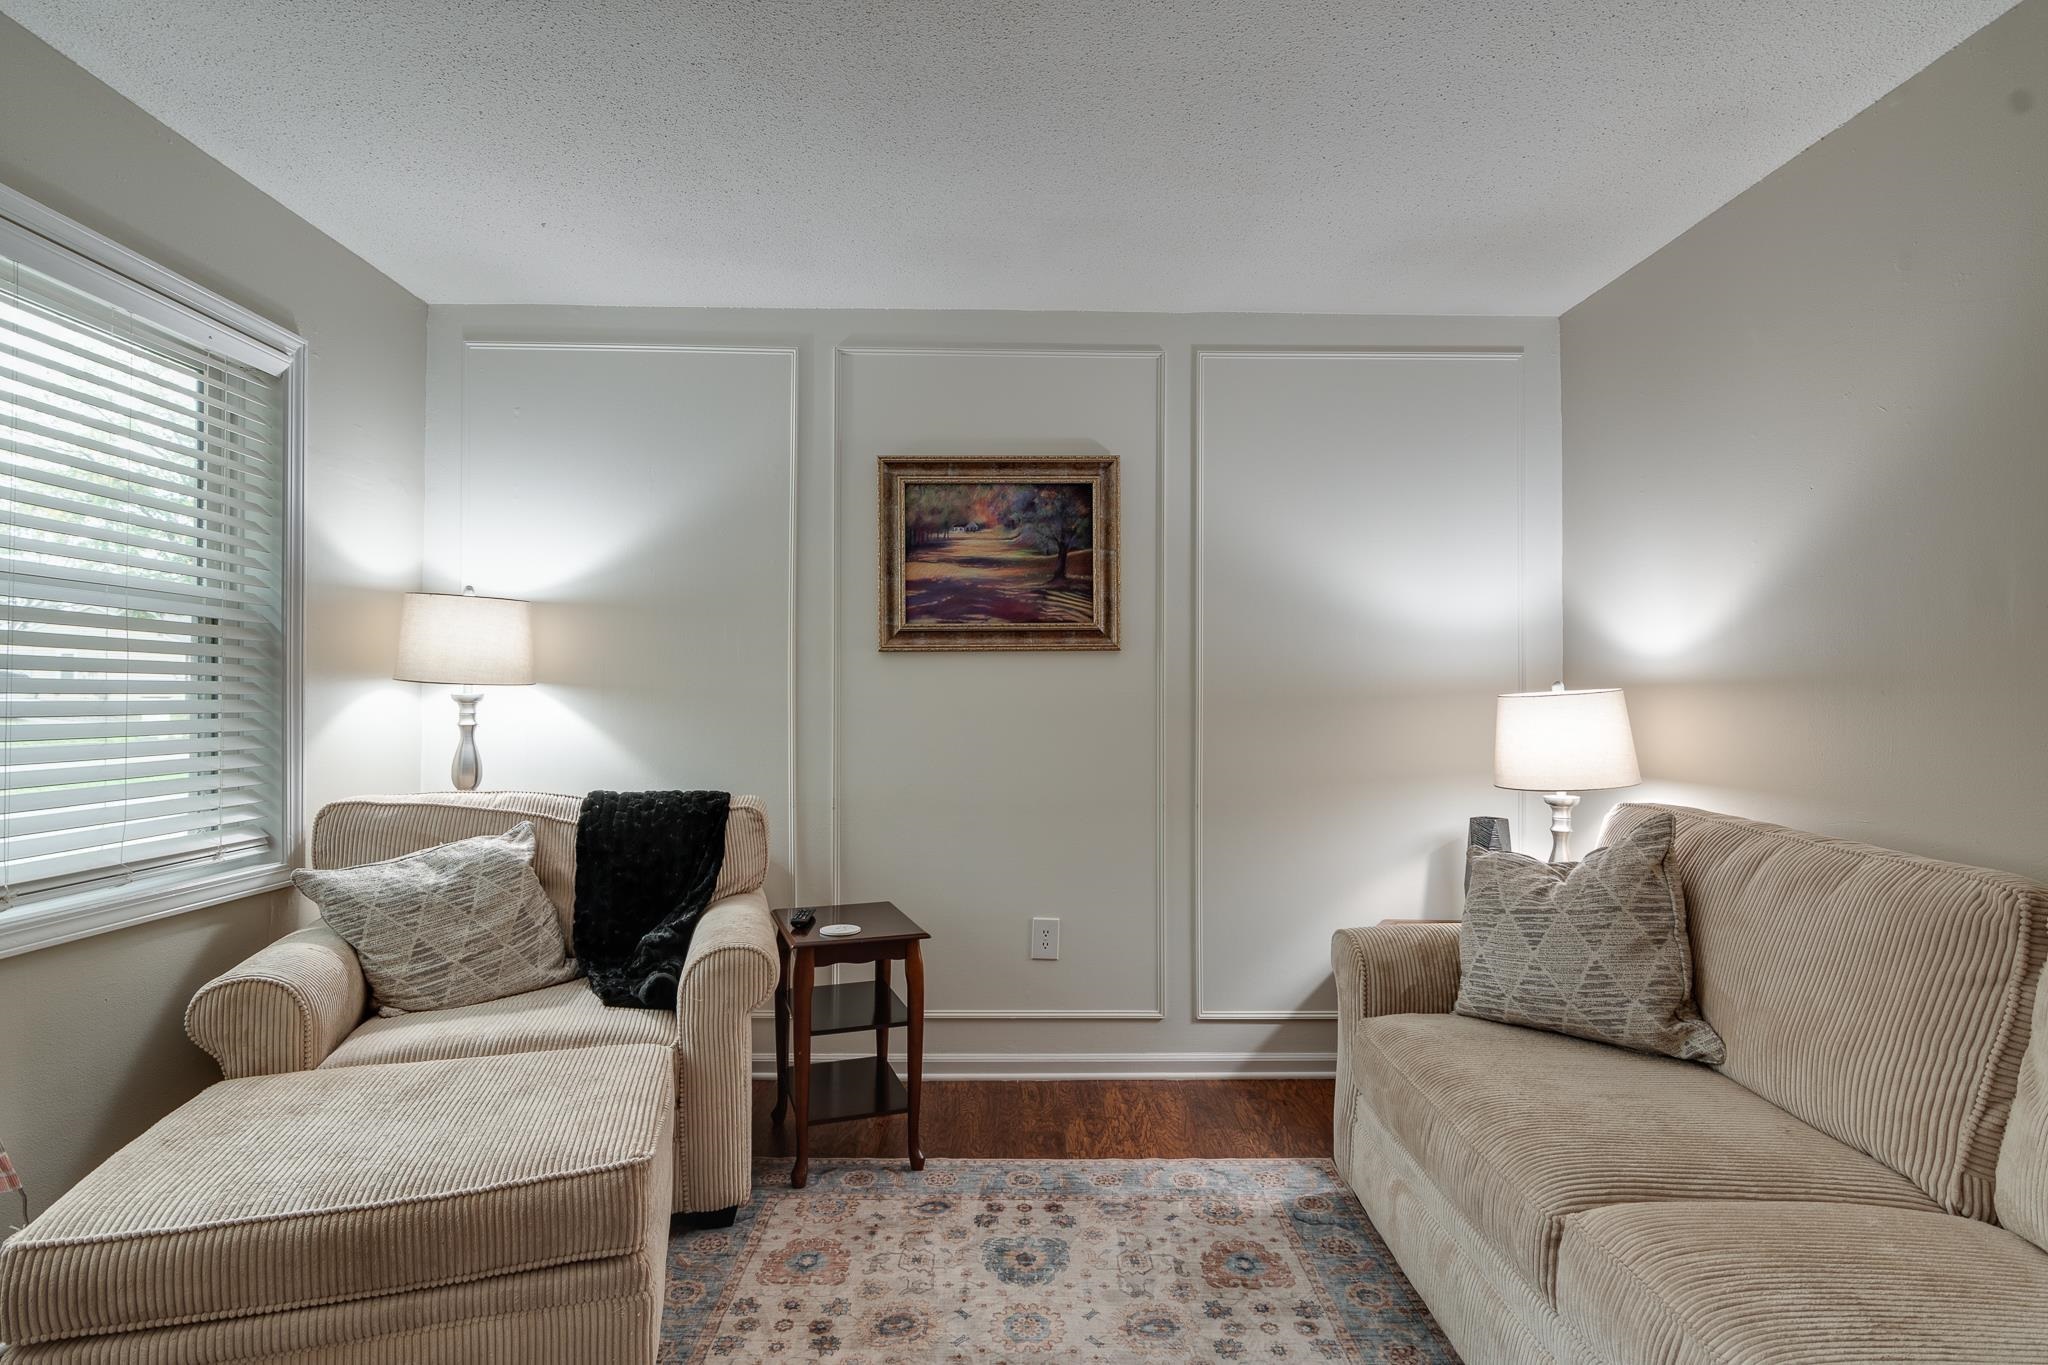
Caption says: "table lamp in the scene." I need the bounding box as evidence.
[395,588,534,791]
[1493,683,1641,862]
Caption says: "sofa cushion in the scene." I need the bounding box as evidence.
[1604,803,2048,1220]
[0,1046,673,1346]
[310,791,772,945]
[319,978,677,1069]
[1349,1013,1940,1299]
[1556,1200,2048,1365]
[1457,812,1723,1062]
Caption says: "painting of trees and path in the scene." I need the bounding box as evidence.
[905,482,1093,622]
[879,456,1119,651]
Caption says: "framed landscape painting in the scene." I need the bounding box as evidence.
[878,455,1120,651]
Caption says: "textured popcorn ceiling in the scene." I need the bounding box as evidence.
[0,1,2018,313]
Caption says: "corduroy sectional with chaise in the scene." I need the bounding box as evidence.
[191,790,779,1220]
[1333,802,2048,1363]
[0,792,779,1363]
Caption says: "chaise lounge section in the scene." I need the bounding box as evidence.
[0,1046,675,1363]
[184,791,779,1219]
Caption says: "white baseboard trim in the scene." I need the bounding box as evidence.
[750,1051,1337,1081]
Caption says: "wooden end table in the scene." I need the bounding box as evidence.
[770,901,928,1188]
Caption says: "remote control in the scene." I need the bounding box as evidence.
[789,909,816,932]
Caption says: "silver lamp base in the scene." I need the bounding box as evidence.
[1542,791,1582,863]
[450,690,483,791]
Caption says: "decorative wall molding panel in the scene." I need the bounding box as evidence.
[1192,347,1535,1021]
[834,345,1169,1021]
[441,341,801,906]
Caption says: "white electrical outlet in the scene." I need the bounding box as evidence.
[1030,917,1060,960]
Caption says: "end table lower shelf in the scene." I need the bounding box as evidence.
[806,1056,910,1124]
[771,901,929,1188]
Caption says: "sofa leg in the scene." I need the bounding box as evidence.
[675,1205,738,1231]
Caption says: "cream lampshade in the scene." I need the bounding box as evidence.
[396,589,534,790]
[1494,684,1641,862]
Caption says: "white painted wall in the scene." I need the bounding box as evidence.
[1562,0,2048,879]
[426,308,1560,1073]
[0,17,426,1206]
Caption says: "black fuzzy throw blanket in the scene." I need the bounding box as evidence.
[575,789,730,1009]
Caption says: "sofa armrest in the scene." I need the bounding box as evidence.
[674,888,779,1212]
[1330,922,1462,1172]
[185,925,368,1078]
[1331,921,1463,1026]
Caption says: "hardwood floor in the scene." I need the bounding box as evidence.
[752,1079,1334,1161]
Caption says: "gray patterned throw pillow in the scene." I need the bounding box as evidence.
[294,822,578,1016]
[1455,811,1724,1063]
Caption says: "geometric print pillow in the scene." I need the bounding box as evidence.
[293,822,578,1017]
[1455,811,1724,1063]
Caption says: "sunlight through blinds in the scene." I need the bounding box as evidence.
[1,247,286,909]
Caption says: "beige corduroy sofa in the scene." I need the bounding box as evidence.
[1333,802,2048,1364]
[186,790,781,1219]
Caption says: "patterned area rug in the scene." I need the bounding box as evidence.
[662,1159,1456,1363]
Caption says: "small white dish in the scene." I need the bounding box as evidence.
[818,923,862,938]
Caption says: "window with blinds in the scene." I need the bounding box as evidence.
[1,231,291,922]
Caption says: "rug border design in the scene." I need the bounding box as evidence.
[664,1157,1453,1363]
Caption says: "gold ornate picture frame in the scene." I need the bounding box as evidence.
[878,455,1120,652]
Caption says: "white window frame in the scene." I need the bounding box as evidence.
[0,183,304,959]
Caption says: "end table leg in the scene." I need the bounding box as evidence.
[791,950,814,1188]
[905,941,925,1171]
[873,958,891,1065]
[771,939,791,1127]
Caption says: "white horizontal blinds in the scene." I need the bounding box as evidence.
[1,247,286,906]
